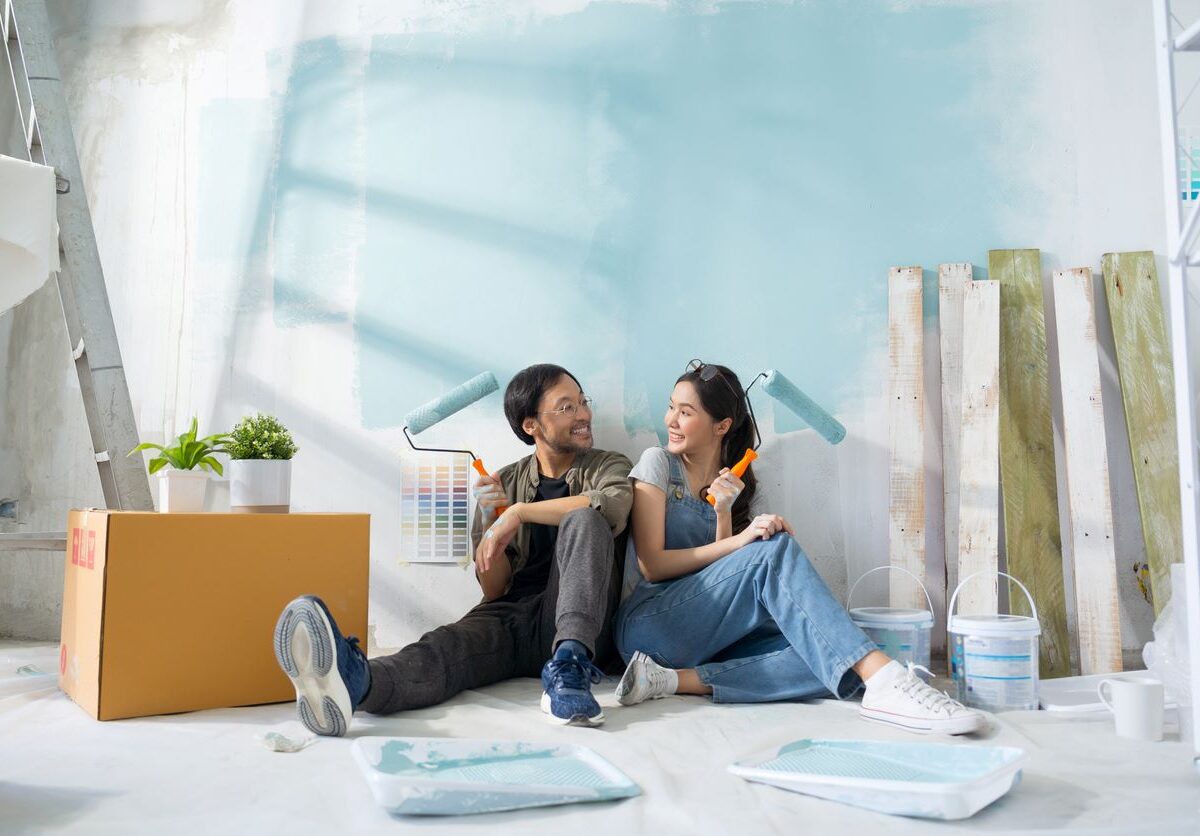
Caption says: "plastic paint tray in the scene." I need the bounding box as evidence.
[352,737,641,816]
[729,739,1027,820]
[1039,672,1177,713]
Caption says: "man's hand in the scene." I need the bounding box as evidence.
[475,505,522,574]
[472,472,508,527]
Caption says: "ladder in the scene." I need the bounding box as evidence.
[0,0,152,554]
[1152,0,1200,771]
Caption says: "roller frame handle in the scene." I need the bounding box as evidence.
[706,448,758,506]
[472,458,508,516]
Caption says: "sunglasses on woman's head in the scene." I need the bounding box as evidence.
[685,359,740,398]
[683,359,761,450]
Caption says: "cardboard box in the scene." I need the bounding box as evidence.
[59,510,369,720]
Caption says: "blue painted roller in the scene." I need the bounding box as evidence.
[762,369,846,445]
[403,371,505,508]
[404,372,499,435]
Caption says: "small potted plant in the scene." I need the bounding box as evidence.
[226,413,298,513]
[127,417,229,513]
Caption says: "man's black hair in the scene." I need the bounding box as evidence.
[504,364,582,445]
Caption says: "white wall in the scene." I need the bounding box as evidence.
[0,1,1183,667]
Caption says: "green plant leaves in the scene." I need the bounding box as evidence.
[127,417,230,475]
[227,413,298,461]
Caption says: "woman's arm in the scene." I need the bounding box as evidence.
[631,481,748,582]
[715,509,732,541]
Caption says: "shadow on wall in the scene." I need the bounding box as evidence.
[199,1,1012,437]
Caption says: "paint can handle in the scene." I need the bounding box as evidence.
[947,569,1040,624]
[846,565,935,616]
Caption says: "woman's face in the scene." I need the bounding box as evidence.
[664,381,723,456]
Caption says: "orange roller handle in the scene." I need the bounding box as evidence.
[472,458,508,515]
[706,448,758,506]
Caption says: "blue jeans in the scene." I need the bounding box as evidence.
[615,533,877,703]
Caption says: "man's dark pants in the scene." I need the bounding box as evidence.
[361,507,622,714]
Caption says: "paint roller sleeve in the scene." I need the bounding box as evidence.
[762,370,846,445]
[403,372,500,435]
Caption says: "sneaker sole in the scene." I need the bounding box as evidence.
[858,707,983,736]
[540,691,605,727]
[273,597,352,737]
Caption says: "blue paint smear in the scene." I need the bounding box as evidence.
[209,1,1020,433]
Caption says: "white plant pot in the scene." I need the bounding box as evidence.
[158,470,209,513]
[229,459,292,513]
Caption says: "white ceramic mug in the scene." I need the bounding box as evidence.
[1097,676,1164,742]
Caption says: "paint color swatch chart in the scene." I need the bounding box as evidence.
[400,453,471,563]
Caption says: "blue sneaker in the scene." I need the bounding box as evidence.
[540,641,605,727]
[273,595,370,737]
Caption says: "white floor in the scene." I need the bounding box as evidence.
[1,641,1197,835]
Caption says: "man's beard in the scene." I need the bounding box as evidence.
[540,421,593,455]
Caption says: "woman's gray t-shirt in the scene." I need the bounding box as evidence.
[620,447,765,602]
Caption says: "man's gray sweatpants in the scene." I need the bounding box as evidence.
[360,506,620,715]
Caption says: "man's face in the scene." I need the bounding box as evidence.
[525,375,594,456]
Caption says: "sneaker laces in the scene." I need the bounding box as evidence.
[345,635,367,662]
[897,663,964,715]
[546,655,604,692]
[641,657,673,693]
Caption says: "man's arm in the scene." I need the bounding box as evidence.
[471,465,516,599]
[580,451,634,534]
[474,538,512,601]
[507,495,590,526]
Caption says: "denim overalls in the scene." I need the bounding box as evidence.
[615,451,876,703]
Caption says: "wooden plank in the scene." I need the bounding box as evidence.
[1053,268,1123,674]
[939,263,971,603]
[1102,251,1183,614]
[992,248,1071,678]
[956,279,1001,615]
[888,265,926,609]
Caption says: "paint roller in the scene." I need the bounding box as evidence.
[706,368,846,506]
[403,371,507,513]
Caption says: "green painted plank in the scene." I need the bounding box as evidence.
[1102,251,1182,615]
[992,248,1072,678]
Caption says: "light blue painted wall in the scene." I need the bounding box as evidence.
[201,1,1019,440]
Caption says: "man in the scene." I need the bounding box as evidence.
[273,364,632,734]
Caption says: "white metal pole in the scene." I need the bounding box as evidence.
[1153,0,1200,769]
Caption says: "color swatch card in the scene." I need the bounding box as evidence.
[400,454,471,563]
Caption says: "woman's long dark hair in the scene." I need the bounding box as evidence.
[676,364,757,534]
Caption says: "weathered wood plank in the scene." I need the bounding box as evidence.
[1054,267,1123,674]
[1102,251,1183,614]
[992,248,1071,678]
[889,265,926,609]
[957,279,1001,616]
[940,263,971,604]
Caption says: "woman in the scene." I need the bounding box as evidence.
[613,360,983,734]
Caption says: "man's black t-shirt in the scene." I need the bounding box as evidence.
[507,474,571,596]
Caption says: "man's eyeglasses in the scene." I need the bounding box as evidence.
[541,396,594,420]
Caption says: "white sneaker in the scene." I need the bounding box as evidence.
[859,662,985,735]
[614,651,678,706]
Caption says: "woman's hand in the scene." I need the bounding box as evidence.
[707,467,744,513]
[738,513,796,546]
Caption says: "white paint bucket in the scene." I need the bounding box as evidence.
[847,566,934,670]
[948,571,1041,712]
